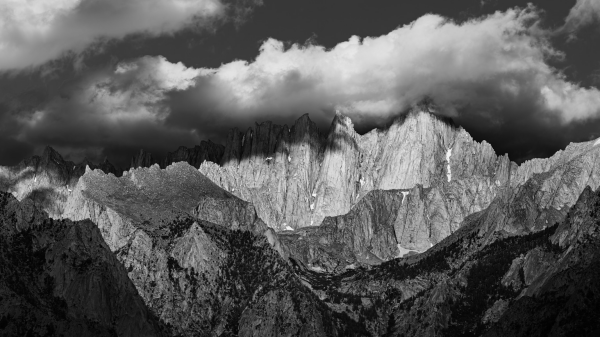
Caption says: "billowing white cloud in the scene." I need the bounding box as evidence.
[0,0,225,70]
[179,6,600,124]
[562,0,600,34]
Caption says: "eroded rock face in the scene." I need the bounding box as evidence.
[0,192,165,337]
[4,106,600,275]
[287,185,600,337]
[279,190,405,272]
[201,114,326,231]
[0,146,118,218]
[62,162,266,251]
[163,141,224,169]
[200,107,510,261]
[199,106,538,270]
[130,141,225,170]
[54,162,362,336]
[131,149,158,169]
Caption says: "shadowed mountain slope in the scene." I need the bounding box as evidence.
[0,146,118,218]
[53,162,366,336]
[287,185,600,336]
[0,192,167,336]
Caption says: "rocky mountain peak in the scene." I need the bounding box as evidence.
[200,106,502,245]
[4,107,600,335]
[131,149,157,169]
[332,110,356,130]
[163,141,224,169]
[40,145,66,167]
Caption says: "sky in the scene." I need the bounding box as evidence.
[1,0,600,168]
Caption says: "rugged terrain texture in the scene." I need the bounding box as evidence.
[0,192,166,336]
[196,105,515,271]
[4,156,600,336]
[288,185,600,337]
[0,146,118,218]
[5,105,600,272]
[54,163,362,336]
[200,107,511,239]
[279,190,406,273]
[130,140,224,169]
[201,105,600,271]
[3,104,600,336]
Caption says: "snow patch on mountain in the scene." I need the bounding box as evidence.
[446,147,453,182]
[397,244,419,258]
[401,191,409,203]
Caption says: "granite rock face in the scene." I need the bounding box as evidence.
[201,105,600,272]
[130,141,224,170]
[197,106,516,270]
[288,185,600,337]
[0,192,166,336]
[2,107,600,336]
[201,114,326,230]
[62,162,268,251]
[55,163,363,336]
[0,146,117,218]
[279,190,405,272]
[470,138,600,241]
[200,107,508,246]
[163,141,224,169]
[131,149,158,169]
[6,105,600,273]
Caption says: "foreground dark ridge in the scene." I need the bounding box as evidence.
[0,192,167,336]
[0,164,369,336]
[290,185,600,336]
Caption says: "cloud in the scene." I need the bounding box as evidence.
[176,6,600,125]
[11,56,208,165]
[7,4,600,166]
[562,0,600,34]
[0,0,260,71]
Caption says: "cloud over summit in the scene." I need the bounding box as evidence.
[5,3,600,165]
[125,6,600,126]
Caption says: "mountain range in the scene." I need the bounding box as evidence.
[2,102,600,336]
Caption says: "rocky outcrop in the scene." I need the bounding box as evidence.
[198,104,600,271]
[483,186,600,336]
[201,114,326,230]
[0,146,118,218]
[163,141,224,168]
[200,106,508,242]
[2,108,600,336]
[5,105,600,273]
[279,190,405,272]
[131,149,158,169]
[62,162,267,251]
[288,185,600,337]
[130,142,225,170]
[55,162,366,336]
[0,192,166,336]
[118,219,367,336]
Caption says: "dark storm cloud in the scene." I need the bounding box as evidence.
[8,57,208,167]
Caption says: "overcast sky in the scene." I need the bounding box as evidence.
[1,0,600,167]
